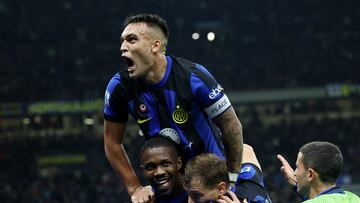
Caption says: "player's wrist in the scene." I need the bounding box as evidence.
[129,185,143,196]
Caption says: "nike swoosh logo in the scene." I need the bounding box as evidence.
[137,117,153,124]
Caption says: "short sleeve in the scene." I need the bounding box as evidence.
[103,73,129,122]
[190,64,231,119]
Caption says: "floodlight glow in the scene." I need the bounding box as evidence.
[23,118,31,125]
[84,118,95,125]
[207,32,215,41]
[192,32,200,40]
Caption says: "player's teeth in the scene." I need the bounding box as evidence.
[157,179,168,184]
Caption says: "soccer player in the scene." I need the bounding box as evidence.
[183,144,272,203]
[139,137,187,203]
[103,13,243,202]
[277,141,360,202]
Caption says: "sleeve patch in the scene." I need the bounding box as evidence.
[104,90,110,106]
[240,166,252,173]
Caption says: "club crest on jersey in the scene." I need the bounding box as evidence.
[172,105,188,124]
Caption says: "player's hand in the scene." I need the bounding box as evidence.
[217,191,241,203]
[277,154,297,186]
[130,185,154,203]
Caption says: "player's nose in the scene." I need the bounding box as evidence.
[154,166,166,176]
[120,41,128,54]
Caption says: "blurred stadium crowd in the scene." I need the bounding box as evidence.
[1,0,359,102]
[1,99,360,202]
[1,0,360,202]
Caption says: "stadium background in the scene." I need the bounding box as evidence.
[1,0,359,202]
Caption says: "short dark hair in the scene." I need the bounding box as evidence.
[184,153,229,189]
[140,136,179,159]
[123,13,169,40]
[299,141,343,183]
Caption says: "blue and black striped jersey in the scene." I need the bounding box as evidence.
[155,190,188,203]
[104,56,232,160]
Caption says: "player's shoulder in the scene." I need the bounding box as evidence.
[105,72,121,91]
[302,196,329,203]
[106,71,134,90]
[171,56,196,68]
[302,191,360,202]
[344,190,360,200]
[171,56,209,74]
[170,55,216,84]
[240,163,260,175]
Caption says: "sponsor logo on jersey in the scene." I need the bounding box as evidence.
[209,84,224,99]
[137,117,153,124]
[172,105,188,124]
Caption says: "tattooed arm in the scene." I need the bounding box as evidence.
[213,106,243,173]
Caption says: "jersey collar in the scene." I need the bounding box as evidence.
[147,55,172,89]
[317,185,345,197]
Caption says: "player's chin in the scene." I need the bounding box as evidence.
[297,185,307,196]
[128,70,136,78]
[155,182,173,197]
[128,69,142,79]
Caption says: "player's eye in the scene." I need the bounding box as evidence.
[128,37,136,43]
[161,161,172,167]
[144,164,155,171]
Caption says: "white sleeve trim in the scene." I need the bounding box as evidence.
[205,94,231,119]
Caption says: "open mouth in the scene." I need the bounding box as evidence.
[154,175,170,189]
[122,56,134,68]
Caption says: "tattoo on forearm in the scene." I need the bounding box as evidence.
[214,107,243,172]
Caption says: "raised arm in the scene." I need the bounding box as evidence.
[277,154,297,186]
[104,120,153,202]
[213,106,243,174]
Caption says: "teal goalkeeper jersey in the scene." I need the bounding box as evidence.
[303,191,360,203]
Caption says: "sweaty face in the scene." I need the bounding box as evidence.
[120,23,155,79]
[141,146,182,197]
[184,177,219,203]
[295,152,310,197]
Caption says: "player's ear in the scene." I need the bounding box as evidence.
[140,164,145,173]
[307,168,317,182]
[152,39,161,53]
[217,181,227,196]
[177,156,182,170]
